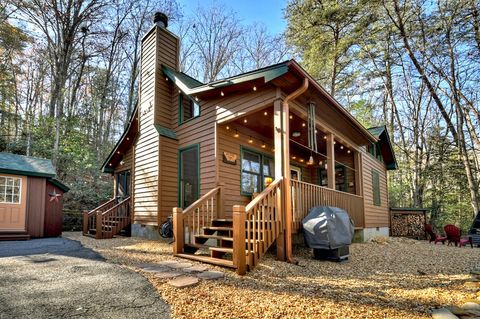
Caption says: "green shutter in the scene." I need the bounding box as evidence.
[372,169,381,206]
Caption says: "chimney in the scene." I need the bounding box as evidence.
[153,12,168,28]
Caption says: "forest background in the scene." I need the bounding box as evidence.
[1,0,479,230]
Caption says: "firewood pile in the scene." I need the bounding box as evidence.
[391,213,426,239]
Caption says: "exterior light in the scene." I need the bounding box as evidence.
[264,111,268,116]
[221,91,224,96]
[234,130,239,138]
[109,163,112,166]
[292,131,301,137]
[315,129,318,133]
[126,137,130,141]
[117,151,121,154]
[323,136,327,140]
[244,118,248,123]
[272,148,275,152]
[319,160,323,165]
[340,145,344,149]
[347,149,351,154]
[307,155,314,165]
[195,96,199,101]
[289,115,293,119]
[299,158,304,163]
[165,77,168,81]
[248,136,253,144]
[261,141,266,148]
[333,141,337,145]
[292,156,296,160]
[302,122,306,127]
[226,125,230,130]
[120,160,125,166]
[253,86,257,91]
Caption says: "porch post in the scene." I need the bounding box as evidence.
[273,98,286,261]
[326,133,336,189]
[354,151,363,196]
[173,207,184,254]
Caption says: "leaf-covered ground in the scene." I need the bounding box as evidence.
[65,232,480,319]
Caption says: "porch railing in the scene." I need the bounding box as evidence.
[97,197,131,239]
[173,185,223,254]
[233,178,283,275]
[83,198,117,236]
[291,180,365,230]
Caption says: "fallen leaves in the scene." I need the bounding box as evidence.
[65,233,480,319]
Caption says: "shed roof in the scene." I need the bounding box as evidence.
[0,152,56,178]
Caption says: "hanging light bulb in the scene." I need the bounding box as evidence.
[253,86,257,91]
[319,160,323,165]
[234,130,239,138]
[347,149,351,154]
[226,125,230,130]
[340,145,344,150]
[323,136,327,140]
[221,91,224,96]
[299,158,304,163]
[261,141,266,148]
[307,155,314,165]
[243,118,248,123]
[292,156,296,160]
[289,115,293,119]
[264,111,268,116]
[302,122,306,127]
[248,136,253,144]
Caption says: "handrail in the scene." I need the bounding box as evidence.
[291,179,365,229]
[101,197,131,216]
[183,186,221,215]
[86,198,116,216]
[97,196,131,239]
[173,185,223,254]
[234,177,283,274]
[83,197,117,235]
[245,179,283,211]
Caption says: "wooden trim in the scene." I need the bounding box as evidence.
[177,144,200,208]
[326,134,335,189]
[233,205,246,275]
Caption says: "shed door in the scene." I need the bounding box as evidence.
[0,175,27,231]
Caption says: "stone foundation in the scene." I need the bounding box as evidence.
[353,227,389,242]
[131,224,162,240]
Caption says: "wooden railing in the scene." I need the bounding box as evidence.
[233,178,284,275]
[83,198,117,236]
[173,185,223,254]
[97,197,131,239]
[291,180,364,230]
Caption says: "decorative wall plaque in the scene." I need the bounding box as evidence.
[223,151,237,165]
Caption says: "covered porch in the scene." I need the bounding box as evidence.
[218,102,365,229]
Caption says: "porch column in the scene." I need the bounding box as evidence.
[326,133,335,189]
[273,98,286,261]
[354,151,363,196]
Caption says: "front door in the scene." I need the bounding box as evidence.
[116,170,130,200]
[0,175,27,232]
[179,145,199,208]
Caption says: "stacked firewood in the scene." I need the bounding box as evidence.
[391,213,426,239]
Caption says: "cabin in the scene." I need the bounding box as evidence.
[0,152,69,240]
[85,12,397,274]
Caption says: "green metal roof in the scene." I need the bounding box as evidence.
[0,152,56,178]
[48,178,70,192]
[162,61,290,95]
[154,124,178,140]
[367,126,386,138]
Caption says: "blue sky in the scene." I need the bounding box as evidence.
[176,0,288,34]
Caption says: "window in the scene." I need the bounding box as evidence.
[318,165,348,192]
[372,169,381,206]
[241,148,273,195]
[0,176,21,204]
[179,93,200,124]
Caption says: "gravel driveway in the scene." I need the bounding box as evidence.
[0,237,170,319]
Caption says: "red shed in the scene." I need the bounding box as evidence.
[0,152,69,240]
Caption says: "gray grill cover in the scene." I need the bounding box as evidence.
[302,206,354,249]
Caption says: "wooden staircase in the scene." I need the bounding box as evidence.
[83,197,131,239]
[173,179,283,274]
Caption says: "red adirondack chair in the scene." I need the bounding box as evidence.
[424,224,447,244]
[444,224,473,248]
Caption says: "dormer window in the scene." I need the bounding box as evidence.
[179,93,200,124]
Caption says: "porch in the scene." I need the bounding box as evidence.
[173,96,367,274]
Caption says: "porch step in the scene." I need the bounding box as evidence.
[195,234,233,242]
[0,233,30,241]
[174,253,236,269]
[203,226,233,232]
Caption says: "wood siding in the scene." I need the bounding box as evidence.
[158,136,178,223]
[26,177,46,237]
[361,149,389,228]
[134,27,160,225]
[44,181,64,237]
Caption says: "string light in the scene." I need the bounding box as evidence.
[302,122,306,127]
[243,118,248,123]
[340,145,344,150]
[226,125,230,130]
[195,96,199,101]
[289,115,293,119]
[221,91,224,97]
[264,111,268,116]
[323,136,327,140]
[117,151,121,154]
[347,150,351,154]
[253,86,257,91]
